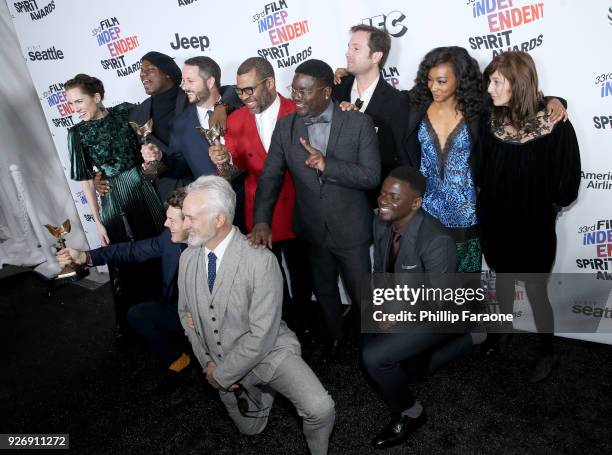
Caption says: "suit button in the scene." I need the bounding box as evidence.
[217,342,221,345]
[212,317,216,321]
[210,305,214,309]
[218,354,222,358]
[214,329,218,334]
[248,153,253,157]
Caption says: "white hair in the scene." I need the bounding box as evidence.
[186,175,236,224]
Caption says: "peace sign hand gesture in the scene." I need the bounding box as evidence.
[300,137,325,172]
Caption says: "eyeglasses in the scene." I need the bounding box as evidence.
[287,86,325,98]
[234,78,268,96]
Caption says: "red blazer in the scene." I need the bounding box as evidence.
[225,95,297,242]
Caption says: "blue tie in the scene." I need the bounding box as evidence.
[207,251,217,292]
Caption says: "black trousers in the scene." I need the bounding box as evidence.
[271,238,314,333]
[362,332,470,415]
[495,273,554,354]
[307,242,371,339]
[126,300,188,367]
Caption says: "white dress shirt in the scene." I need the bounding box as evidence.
[350,75,379,112]
[254,94,281,153]
[204,226,236,273]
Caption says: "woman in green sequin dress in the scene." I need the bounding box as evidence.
[65,74,164,331]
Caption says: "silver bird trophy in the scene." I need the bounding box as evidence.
[129,118,166,176]
[196,123,244,181]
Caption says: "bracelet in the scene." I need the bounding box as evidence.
[213,100,226,108]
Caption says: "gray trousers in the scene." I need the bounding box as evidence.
[219,354,335,455]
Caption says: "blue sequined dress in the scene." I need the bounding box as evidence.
[418,116,481,272]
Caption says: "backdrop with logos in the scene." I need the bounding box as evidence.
[6,0,612,342]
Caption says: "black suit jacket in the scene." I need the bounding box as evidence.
[373,210,456,275]
[332,75,409,173]
[254,102,380,249]
[90,229,184,305]
[129,89,189,201]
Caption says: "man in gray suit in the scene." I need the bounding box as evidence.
[251,59,380,361]
[178,175,335,455]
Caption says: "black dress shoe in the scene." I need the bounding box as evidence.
[371,411,427,449]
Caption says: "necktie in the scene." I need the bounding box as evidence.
[207,251,217,292]
[206,110,213,127]
[355,98,364,110]
[389,230,402,270]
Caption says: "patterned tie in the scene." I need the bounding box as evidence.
[207,251,217,292]
[206,110,213,127]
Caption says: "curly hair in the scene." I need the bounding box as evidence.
[483,51,544,132]
[165,188,187,211]
[63,73,105,100]
[411,46,482,122]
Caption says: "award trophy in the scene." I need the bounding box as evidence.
[196,123,245,181]
[129,118,166,176]
[44,219,87,280]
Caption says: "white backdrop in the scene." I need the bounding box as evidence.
[6,0,612,341]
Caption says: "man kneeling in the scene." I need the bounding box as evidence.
[179,176,335,455]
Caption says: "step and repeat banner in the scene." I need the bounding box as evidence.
[6,0,612,342]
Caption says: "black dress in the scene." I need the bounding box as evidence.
[477,112,581,273]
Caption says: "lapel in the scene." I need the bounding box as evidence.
[209,231,242,327]
[380,221,393,272]
[325,103,344,160]
[188,247,209,338]
[364,77,388,118]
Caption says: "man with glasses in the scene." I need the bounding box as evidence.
[251,59,380,363]
[208,57,314,339]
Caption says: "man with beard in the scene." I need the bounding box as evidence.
[207,56,313,338]
[93,51,234,201]
[332,25,408,183]
[178,176,335,455]
[165,56,245,230]
[252,59,380,362]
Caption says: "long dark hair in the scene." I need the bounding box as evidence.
[411,46,482,122]
[483,51,543,132]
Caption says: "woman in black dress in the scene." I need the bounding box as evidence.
[477,52,581,382]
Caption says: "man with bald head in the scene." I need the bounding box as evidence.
[252,59,380,362]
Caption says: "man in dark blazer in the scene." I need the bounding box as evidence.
[57,189,191,394]
[162,56,245,230]
[363,166,473,449]
[252,59,380,361]
[332,25,410,183]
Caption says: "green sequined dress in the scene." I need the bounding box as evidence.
[67,103,164,243]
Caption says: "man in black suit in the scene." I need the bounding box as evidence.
[252,59,380,361]
[332,25,409,182]
[363,166,472,449]
[57,189,191,394]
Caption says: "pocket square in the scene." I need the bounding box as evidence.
[401,264,417,270]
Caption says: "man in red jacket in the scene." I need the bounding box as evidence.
[209,57,313,338]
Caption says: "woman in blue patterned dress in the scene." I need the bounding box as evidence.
[401,47,483,272]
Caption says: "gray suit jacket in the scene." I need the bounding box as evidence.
[177,228,300,389]
[254,102,380,249]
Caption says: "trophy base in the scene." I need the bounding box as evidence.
[142,160,168,178]
[56,265,89,282]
